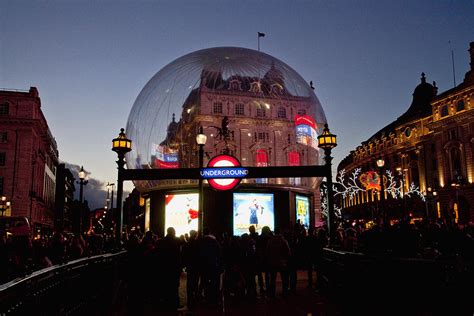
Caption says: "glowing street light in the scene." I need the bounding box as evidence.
[112,128,132,244]
[318,124,337,245]
[196,126,207,233]
[376,158,386,224]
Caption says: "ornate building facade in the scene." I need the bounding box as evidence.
[338,42,474,224]
[0,87,59,230]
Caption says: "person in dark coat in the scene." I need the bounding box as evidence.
[182,230,200,308]
[157,227,182,309]
[199,228,222,304]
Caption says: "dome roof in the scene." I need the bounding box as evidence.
[125,47,327,190]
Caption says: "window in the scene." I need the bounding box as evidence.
[456,100,465,112]
[213,102,223,114]
[257,132,269,142]
[450,147,462,182]
[0,152,5,166]
[448,129,458,141]
[230,80,241,91]
[0,103,9,115]
[250,81,261,93]
[404,127,412,138]
[0,132,6,143]
[297,109,306,116]
[277,107,287,119]
[256,107,266,117]
[235,103,245,115]
[440,105,449,117]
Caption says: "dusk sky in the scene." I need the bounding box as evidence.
[1,1,473,208]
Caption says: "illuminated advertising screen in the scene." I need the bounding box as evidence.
[233,193,274,236]
[165,193,199,237]
[295,195,310,228]
[295,115,318,148]
[152,143,179,168]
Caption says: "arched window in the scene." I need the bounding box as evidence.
[255,149,268,184]
[440,105,449,117]
[456,100,465,112]
[449,147,462,183]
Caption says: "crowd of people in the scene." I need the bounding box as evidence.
[0,231,118,284]
[123,222,327,312]
[1,218,472,313]
[336,219,473,261]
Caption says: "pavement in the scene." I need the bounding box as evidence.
[139,271,340,316]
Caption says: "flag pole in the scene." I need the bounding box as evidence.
[449,40,456,87]
[257,32,265,52]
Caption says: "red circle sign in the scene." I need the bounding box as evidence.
[206,155,242,190]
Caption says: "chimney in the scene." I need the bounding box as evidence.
[29,87,39,98]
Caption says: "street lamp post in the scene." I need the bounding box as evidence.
[376,158,386,224]
[196,126,207,234]
[112,128,132,245]
[78,166,88,235]
[0,196,10,216]
[106,182,115,211]
[317,124,337,246]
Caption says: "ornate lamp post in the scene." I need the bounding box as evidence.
[317,124,337,246]
[0,196,10,216]
[376,158,386,224]
[112,128,132,244]
[78,166,88,235]
[196,126,207,234]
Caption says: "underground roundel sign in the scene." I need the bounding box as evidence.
[201,155,247,191]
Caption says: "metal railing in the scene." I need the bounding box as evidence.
[0,251,127,315]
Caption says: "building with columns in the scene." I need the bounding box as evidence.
[0,87,59,231]
[338,42,474,224]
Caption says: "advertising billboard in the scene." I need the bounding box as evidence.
[152,143,179,169]
[295,115,318,149]
[233,193,274,236]
[295,195,310,228]
[165,193,199,237]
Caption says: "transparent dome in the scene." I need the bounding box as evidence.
[126,47,327,191]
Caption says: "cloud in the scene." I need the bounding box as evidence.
[64,163,130,211]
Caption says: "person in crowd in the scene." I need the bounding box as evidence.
[157,227,182,309]
[265,228,290,298]
[199,227,222,304]
[248,225,265,296]
[182,229,200,309]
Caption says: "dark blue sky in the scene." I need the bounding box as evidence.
[1,0,473,202]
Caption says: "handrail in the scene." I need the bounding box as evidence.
[0,250,126,291]
[0,250,127,315]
